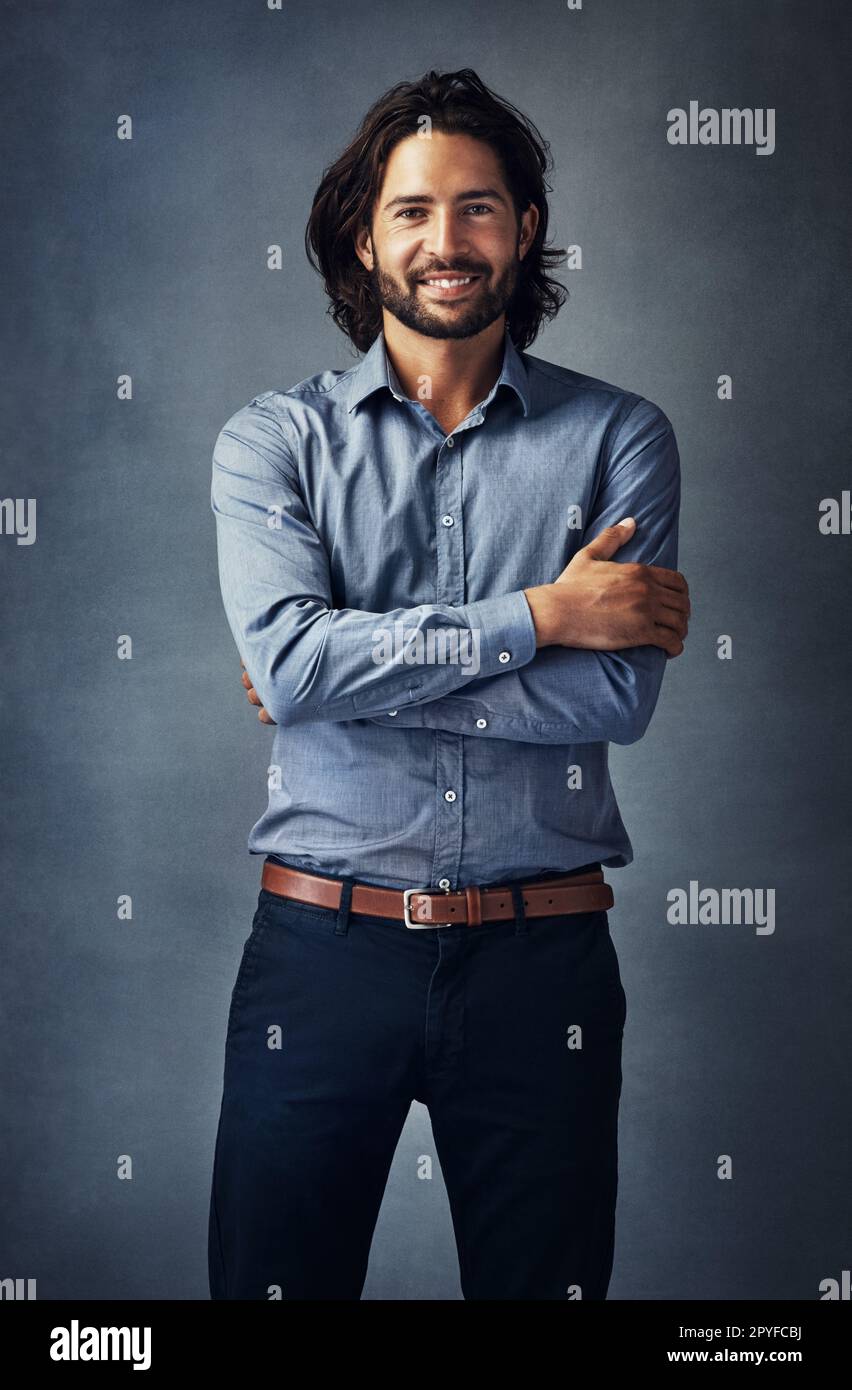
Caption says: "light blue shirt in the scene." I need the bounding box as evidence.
[211,327,681,890]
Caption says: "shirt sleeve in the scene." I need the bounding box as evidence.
[370,397,681,745]
[211,398,537,727]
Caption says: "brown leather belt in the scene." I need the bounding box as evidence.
[261,860,614,928]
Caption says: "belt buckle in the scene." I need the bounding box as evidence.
[403,886,453,929]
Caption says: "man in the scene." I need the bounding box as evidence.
[208,67,689,1301]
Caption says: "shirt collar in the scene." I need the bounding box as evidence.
[346,325,530,419]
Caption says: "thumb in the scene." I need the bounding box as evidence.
[582,516,636,560]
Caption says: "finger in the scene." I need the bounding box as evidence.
[656,602,689,637]
[654,588,691,617]
[241,658,275,721]
[652,621,685,657]
[646,565,689,596]
[581,519,636,563]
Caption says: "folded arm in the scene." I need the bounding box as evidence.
[211,399,538,727]
[368,397,682,745]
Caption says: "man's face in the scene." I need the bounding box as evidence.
[355,131,538,341]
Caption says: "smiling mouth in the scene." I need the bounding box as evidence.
[417,274,482,298]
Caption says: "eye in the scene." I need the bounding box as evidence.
[394,204,495,219]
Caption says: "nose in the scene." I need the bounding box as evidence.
[423,207,471,265]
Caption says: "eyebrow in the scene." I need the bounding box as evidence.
[382,187,508,211]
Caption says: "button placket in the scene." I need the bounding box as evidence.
[432,425,471,889]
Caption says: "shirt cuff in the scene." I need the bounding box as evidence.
[458,589,538,677]
[370,590,537,725]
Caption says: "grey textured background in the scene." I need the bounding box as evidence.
[2,0,850,1300]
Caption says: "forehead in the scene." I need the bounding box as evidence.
[378,131,506,197]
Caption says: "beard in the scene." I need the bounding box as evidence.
[369,253,521,340]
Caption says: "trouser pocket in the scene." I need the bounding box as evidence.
[225,896,270,1039]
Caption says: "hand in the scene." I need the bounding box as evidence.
[240,659,276,724]
[524,517,690,656]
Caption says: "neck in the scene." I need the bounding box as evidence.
[382,313,506,434]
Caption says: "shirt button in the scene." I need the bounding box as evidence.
[444,789,456,802]
[388,710,398,716]
[446,436,454,447]
[438,878,451,890]
[441,514,454,526]
[476,718,487,729]
[498,651,511,663]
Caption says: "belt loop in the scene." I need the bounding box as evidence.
[511,883,528,937]
[335,878,353,936]
[464,885,482,927]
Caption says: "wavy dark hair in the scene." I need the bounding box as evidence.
[304,68,568,354]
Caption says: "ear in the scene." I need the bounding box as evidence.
[354,222,374,272]
[517,202,540,261]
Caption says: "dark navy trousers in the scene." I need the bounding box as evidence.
[208,859,627,1301]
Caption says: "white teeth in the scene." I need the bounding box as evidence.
[423,276,473,287]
